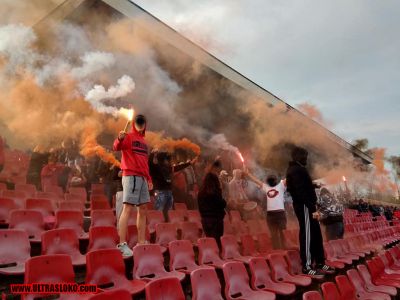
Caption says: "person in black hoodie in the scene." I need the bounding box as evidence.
[198,159,226,248]
[286,146,335,278]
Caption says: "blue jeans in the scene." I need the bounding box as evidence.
[154,190,174,218]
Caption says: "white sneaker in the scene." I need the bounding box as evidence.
[117,242,133,257]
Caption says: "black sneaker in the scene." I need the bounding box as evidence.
[302,268,325,280]
[317,264,336,275]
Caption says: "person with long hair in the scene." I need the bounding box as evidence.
[197,159,226,247]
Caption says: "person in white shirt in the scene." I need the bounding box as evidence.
[246,171,287,249]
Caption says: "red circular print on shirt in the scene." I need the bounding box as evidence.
[267,189,279,198]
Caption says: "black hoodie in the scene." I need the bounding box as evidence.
[286,161,318,212]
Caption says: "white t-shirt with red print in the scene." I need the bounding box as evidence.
[261,180,286,211]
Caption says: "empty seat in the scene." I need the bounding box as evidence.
[0,197,17,224]
[285,250,304,276]
[346,268,390,300]
[41,228,86,266]
[303,291,322,300]
[145,277,185,300]
[191,268,223,300]
[88,289,131,300]
[187,210,202,229]
[147,210,165,234]
[91,183,105,195]
[357,264,397,296]
[36,191,62,201]
[174,202,188,213]
[241,234,260,256]
[132,244,185,282]
[58,200,84,211]
[155,222,177,247]
[267,253,311,286]
[1,190,26,208]
[335,275,357,300]
[68,187,87,197]
[126,224,150,248]
[88,226,119,252]
[90,210,116,227]
[44,184,64,195]
[15,183,36,197]
[65,193,86,203]
[91,199,111,210]
[169,240,207,274]
[221,234,253,264]
[198,237,229,268]
[249,257,296,296]
[223,261,275,300]
[9,209,45,242]
[180,221,201,244]
[55,210,87,239]
[90,194,108,203]
[366,258,400,288]
[0,229,30,275]
[86,248,146,296]
[168,210,185,229]
[25,198,55,218]
[321,282,341,300]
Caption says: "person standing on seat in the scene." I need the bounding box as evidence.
[113,114,153,257]
[198,159,226,248]
[286,146,335,278]
[317,187,344,241]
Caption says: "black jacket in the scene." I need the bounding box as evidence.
[198,173,226,220]
[286,161,318,212]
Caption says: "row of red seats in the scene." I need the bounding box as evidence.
[345,220,390,233]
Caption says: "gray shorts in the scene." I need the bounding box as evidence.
[122,176,150,206]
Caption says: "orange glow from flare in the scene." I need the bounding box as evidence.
[238,152,244,163]
[120,107,134,121]
[342,176,347,182]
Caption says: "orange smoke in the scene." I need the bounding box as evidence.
[146,131,201,156]
[372,148,388,175]
[297,102,325,125]
[80,128,120,167]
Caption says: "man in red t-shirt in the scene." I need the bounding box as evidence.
[113,114,153,257]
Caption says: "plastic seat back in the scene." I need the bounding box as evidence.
[91,199,111,210]
[174,203,188,213]
[268,253,290,281]
[240,234,257,256]
[127,224,150,248]
[55,210,84,233]
[15,184,36,197]
[321,282,341,300]
[0,197,17,223]
[2,190,28,200]
[286,250,302,275]
[91,183,105,195]
[257,233,273,253]
[155,222,177,246]
[145,277,185,300]
[68,187,86,197]
[335,275,356,299]
[88,226,119,251]
[357,264,374,285]
[147,210,165,232]
[88,289,131,300]
[249,257,274,290]
[65,193,86,203]
[9,209,44,238]
[35,191,61,201]
[86,248,126,287]
[346,269,366,294]
[58,201,84,211]
[41,228,80,256]
[191,268,223,300]
[169,240,197,271]
[168,210,185,225]
[221,234,241,260]
[44,185,63,196]
[181,222,201,243]
[223,261,253,299]
[303,291,322,300]
[133,244,166,280]
[0,229,30,266]
[26,198,55,217]
[187,210,201,227]
[198,237,223,265]
[90,210,116,227]
[247,219,260,236]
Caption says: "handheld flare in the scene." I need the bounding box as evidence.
[121,108,134,132]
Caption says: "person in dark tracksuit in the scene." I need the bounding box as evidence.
[286,147,335,278]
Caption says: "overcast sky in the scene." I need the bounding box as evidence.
[134,0,400,156]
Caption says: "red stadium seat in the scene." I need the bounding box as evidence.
[0,182,6,191]
[0,197,17,224]
[285,250,304,276]
[132,244,185,282]
[380,251,400,271]
[257,233,284,255]
[221,234,253,264]
[90,210,116,227]
[35,191,62,202]
[168,210,185,229]
[41,228,86,266]
[180,221,201,244]
[187,210,202,229]
[303,291,322,300]
[223,261,275,300]
[1,190,26,208]
[88,289,131,300]
[15,183,36,197]
[65,193,86,203]
[9,209,45,242]
[169,240,207,274]
[88,226,119,252]
[86,249,145,296]
[357,264,397,296]
[68,187,87,197]
[126,224,150,248]
[198,237,229,268]
[55,210,87,239]
[267,253,312,286]
[91,183,105,195]
[174,202,188,213]
[321,282,341,300]
[346,268,390,300]
[240,234,260,256]
[191,268,223,300]
[0,229,30,275]
[25,198,55,217]
[147,210,165,234]
[44,184,63,196]
[155,222,177,248]
[329,240,359,262]
[366,258,400,288]
[229,210,242,223]
[249,257,296,296]
[90,194,108,202]
[335,275,357,300]
[90,199,111,210]
[58,200,84,211]
[145,277,185,300]
[24,254,77,300]
[324,242,347,268]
